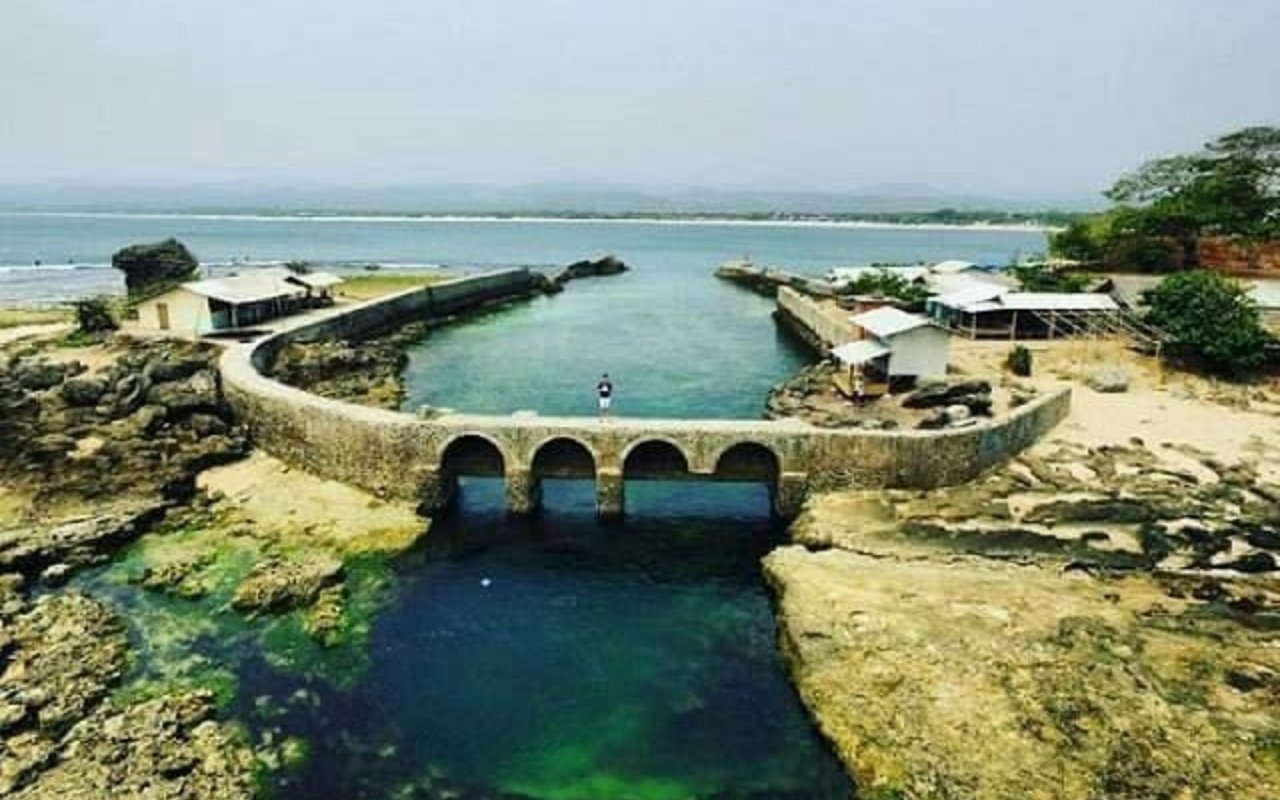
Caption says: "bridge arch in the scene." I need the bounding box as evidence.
[439,433,507,477]
[531,436,597,479]
[622,438,691,479]
[712,441,782,483]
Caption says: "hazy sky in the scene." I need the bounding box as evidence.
[2,0,1277,198]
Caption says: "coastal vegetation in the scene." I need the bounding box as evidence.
[0,306,71,329]
[1144,269,1272,377]
[1050,126,1280,271]
[72,296,118,335]
[833,270,929,309]
[1007,260,1088,292]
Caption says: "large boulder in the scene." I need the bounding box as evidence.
[231,555,344,614]
[59,377,107,407]
[111,239,199,298]
[145,370,220,414]
[1086,367,1131,393]
[14,361,70,392]
[552,254,628,286]
[902,379,993,409]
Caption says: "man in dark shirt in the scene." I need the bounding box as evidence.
[596,373,613,420]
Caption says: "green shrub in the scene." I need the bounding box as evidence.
[1006,345,1033,377]
[1145,270,1271,378]
[73,296,118,333]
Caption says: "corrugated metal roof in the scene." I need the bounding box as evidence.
[849,306,932,338]
[926,272,1013,295]
[931,283,1009,310]
[931,287,1117,313]
[831,339,891,365]
[182,268,307,304]
[286,271,345,289]
[998,293,1119,312]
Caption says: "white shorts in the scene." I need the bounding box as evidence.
[598,396,612,410]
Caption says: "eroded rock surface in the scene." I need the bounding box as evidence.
[232,554,345,614]
[0,589,254,799]
[771,439,1280,799]
[0,340,248,504]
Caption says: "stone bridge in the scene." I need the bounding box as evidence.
[220,269,1072,519]
[404,413,815,517]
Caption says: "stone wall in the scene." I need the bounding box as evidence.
[801,388,1071,492]
[1197,236,1280,277]
[776,287,855,353]
[221,271,1072,516]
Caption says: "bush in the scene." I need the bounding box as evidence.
[73,296,118,333]
[1145,270,1271,378]
[1006,345,1033,377]
[1008,262,1089,292]
[835,269,930,310]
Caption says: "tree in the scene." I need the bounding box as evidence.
[1006,345,1032,377]
[1106,126,1280,240]
[1144,270,1271,377]
[1048,219,1104,263]
[72,297,117,333]
[835,269,930,310]
[112,238,199,298]
[1008,262,1088,292]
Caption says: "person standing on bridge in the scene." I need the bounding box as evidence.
[596,373,614,421]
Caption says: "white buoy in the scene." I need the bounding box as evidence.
[480,578,492,587]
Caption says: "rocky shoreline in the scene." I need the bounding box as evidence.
[767,433,1280,799]
[0,587,256,799]
[0,331,420,798]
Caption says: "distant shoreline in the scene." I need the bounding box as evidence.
[0,210,1064,233]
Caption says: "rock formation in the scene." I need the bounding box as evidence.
[110,238,200,298]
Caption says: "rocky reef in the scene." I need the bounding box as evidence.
[0,583,255,798]
[1,339,247,506]
[768,438,1280,799]
[767,366,1030,430]
[270,322,427,409]
[538,253,629,294]
[0,335,270,798]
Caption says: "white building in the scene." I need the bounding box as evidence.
[1251,280,1280,334]
[830,306,950,397]
[134,268,343,335]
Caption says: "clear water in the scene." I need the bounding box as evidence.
[28,214,1045,798]
[257,480,854,799]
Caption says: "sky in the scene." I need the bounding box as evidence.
[1,0,1278,202]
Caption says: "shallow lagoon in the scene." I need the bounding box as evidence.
[53,217,1044,797]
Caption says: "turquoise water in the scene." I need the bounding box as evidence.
[32,214,1046,798]
[259,481,854,799]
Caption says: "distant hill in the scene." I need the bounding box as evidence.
[0,181,1103,216]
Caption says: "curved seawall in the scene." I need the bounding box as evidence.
[221,270,1072,516]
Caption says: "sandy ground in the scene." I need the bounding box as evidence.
[197,451,427,555]
[950,338,1280,480]
[0,322,72,346]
